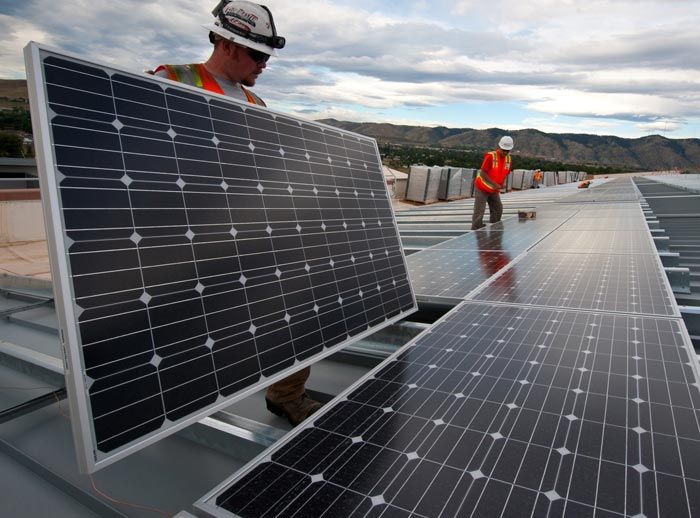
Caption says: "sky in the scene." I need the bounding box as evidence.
[2,0,700,139]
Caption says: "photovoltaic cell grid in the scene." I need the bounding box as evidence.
[532,230,654,254]
[432,227,550,253]
[26,46,415,470]
[472,252,678,317]
[407,218,561,303]
[574,206,643,218]
[399,199,574,303]
[489,218,568,233]
[204,302,700,518]
[562,184,641,204]
[521,209,579,220]
[407,249,514,302]
[558,217,649,232]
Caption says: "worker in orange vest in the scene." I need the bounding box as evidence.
[471,136,514,230]
[152,1,321,427]
[152,0,285,106]
[533,169,543,188]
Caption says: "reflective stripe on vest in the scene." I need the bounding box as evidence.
[475,170,500,194]
[475,152,512,194]
[489,150,512,170]
[154,64,266,106]
[156,64,225,95]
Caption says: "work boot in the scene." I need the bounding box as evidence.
[265,393,322,426]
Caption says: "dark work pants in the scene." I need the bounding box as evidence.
[471,188,503,230]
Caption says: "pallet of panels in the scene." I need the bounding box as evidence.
[406,166,441,204]
[544,171,557,187]
[511,169,525,190]
[460,168,475,198]
[523,169,534,189]
[437,167,463,201]
[501,173,513,193]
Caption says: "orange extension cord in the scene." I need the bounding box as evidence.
[2,385,172,516]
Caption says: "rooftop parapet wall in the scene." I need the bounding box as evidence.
[0,190,45,243]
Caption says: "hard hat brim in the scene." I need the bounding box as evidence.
[203,23,278,57]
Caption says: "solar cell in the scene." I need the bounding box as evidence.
[532,230,655,254]
[563,190,640,203]
[433,227,551,253]
[558,218,650,231]
[472,252,678,317]
[200,302,700,518]
[25,43,416,471]
[408,249,514,303]
[575,206,643,218]
[522,208,580,219]
[486,218,568,233]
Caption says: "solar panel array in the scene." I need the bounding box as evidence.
[405,210,575,305]
[473,252,677,317]
[407,249,511,302]
[25,44,415,472]
[199,177,700,518]
[532,230,654,255]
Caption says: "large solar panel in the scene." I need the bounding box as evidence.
[558,218,650,231]
[575,206,643,218]
[198,302,700,518]
[532,230,655,254]
[408,249,515,303]
[472,252,678,317]
[406,220,558,303]
[25,43,416,472]
[404,206,579,304]
[433,227,551,253]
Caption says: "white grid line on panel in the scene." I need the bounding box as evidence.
[208,302,700,512]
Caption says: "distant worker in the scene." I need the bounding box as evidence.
[471,136,514,230]
[152,1,321,426]
[533,169,543,188]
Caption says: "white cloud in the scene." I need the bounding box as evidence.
[525,89,689,120]
[0,14,51,77]
[637,120,682,133]
[1,0,699,138]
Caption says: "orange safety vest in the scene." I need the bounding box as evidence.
[153,63,266,106]
[534,170,543,182]
[475,151,512,194]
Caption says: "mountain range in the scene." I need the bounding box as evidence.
[319,119,700,172]
[2,78,698,171]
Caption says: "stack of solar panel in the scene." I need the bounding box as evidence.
[437,167,463,201]
[406,166,441,204]
[459,169,475,198]
[511,169,525,190]
[544,171,557,187]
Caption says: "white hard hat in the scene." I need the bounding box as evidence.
[498,136,514,151]
[204,1,285,56]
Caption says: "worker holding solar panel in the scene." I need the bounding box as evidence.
[152,0,322,426]
[471,136,514,230]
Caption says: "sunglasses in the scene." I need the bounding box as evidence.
[243,46,270,65]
